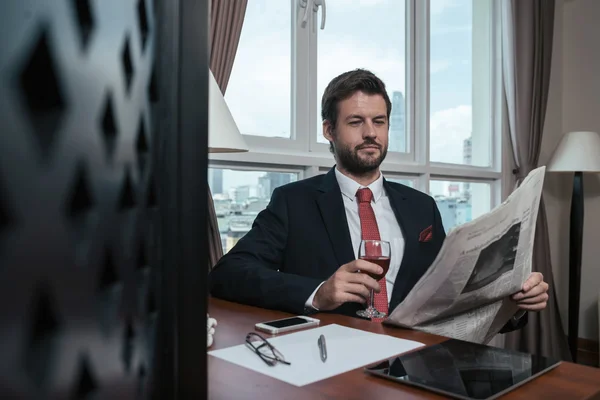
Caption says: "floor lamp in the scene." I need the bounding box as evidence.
[206,70,248,347]
[547,131,600,363]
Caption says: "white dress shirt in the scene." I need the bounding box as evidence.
[305,168,405,309]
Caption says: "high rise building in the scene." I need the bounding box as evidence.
[265,172,294,199]
[258,175,270,199]
[463,137,472,165]
[435,197,472,232]
[463,137,472,197]
[389,91,406,152]
[229,185,251,203]
[209,168,224,195]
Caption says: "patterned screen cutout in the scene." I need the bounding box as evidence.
[0,0,160,398]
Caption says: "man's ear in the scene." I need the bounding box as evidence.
[323,120,333,142]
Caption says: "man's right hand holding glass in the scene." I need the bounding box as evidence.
[312,259,383,310]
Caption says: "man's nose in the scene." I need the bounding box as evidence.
[363,121,377,138]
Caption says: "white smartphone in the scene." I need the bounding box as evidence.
[255,315,320,335]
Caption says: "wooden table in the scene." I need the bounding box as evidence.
[208,298,600,399]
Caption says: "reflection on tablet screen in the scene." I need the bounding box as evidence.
[365,339,560,400]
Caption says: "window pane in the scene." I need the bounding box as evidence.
[430,180,490,232]
[225,1,291,138]
[429,0,492,166]
[316,0,407,153]
[208,168,299,254]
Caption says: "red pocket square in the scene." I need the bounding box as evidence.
[419,225,433,242]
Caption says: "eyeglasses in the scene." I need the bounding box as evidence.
[245,332,291,366]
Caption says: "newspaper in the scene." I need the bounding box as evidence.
[385,166,546,344]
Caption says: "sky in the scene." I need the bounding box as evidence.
[220,0,489,196]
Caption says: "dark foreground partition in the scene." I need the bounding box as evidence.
[0,1,209,398]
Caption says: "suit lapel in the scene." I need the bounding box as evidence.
[317,169,356,267]
[384,180,408,238]
[384,181,421,309]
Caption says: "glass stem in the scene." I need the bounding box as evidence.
[369,289,375,309]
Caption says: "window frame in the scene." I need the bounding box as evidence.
[210,0,506,222]
[208,160,306,181]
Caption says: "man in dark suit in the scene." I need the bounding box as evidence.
[209,69,549,330]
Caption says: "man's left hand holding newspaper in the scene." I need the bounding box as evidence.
[512,272,549,312]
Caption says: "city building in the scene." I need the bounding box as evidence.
[389,91,406,152]
[208,168,223,195]
[435,197,472,232]
[463,137,472,197]
[214,171,297,252]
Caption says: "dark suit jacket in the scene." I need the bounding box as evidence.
[209,168,526,333]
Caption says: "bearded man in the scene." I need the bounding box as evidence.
[208,69,548,329]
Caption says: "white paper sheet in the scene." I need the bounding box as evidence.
[208,324,424,387]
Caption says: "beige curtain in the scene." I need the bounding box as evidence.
[207,0,248,271]
[501,0,571,361]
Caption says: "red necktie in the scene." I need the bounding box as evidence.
[356,188,388,320]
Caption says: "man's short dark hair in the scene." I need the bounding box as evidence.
[321,69,392,152]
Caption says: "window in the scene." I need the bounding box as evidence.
[387,178,415,188]
[430,180,491,232]
[208,167,299,253]
[429,0,493,167]
[316,0,407,153]
[211,0,503,233]
[225,1,291,138]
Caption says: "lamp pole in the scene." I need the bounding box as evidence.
[568,171,584,363]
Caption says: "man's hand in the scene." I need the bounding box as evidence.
[313,259,383,311]
[511,272,549,311]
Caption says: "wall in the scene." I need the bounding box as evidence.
[542,0,600,341]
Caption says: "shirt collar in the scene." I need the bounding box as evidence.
[334,167,385,203]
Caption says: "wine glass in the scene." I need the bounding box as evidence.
[356,239,391,319]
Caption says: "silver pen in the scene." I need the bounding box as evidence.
[318,334,327,362]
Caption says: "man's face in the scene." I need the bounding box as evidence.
[323,91,389,175]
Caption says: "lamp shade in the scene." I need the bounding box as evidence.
[547,131,600,172]
[208,71,249,153]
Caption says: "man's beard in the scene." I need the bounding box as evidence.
[332,137,388,175]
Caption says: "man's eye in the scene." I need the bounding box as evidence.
[349,121,361,126]
[374,120,386,125]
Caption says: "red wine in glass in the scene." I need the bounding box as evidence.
[360,256,390,281]
[356,240,391,319]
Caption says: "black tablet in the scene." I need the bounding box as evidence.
[364,338,561,400]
